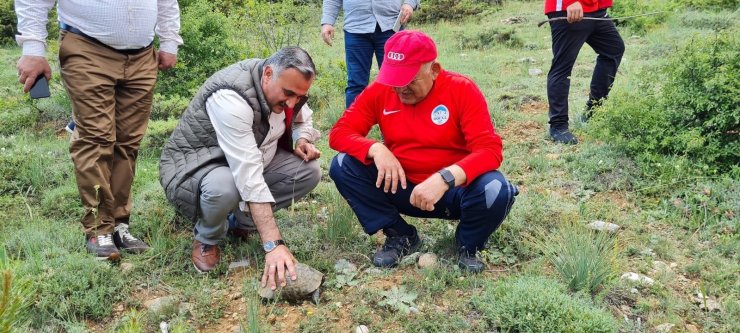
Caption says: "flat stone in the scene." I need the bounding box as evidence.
[228,259,250,273]
[120,262,134,273]
[355,325,369,333]
[159,321,169,333]
[655,323,675,333]
[145,296,179,314]
[528,68,543,76]
[586,220,621,232]
[653,260,670,272]
[417,253,438,269]
[620,272,654,286]
[685,324,699,333]
[693,292,722,312]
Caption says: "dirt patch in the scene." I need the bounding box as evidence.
[499,120,543,142]
[520,100,547,115]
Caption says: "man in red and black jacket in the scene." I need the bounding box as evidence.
[544,0,624,144]
[328,30,518,273]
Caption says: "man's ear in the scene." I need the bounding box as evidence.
[263,65,273,81]
[431,62,441,79]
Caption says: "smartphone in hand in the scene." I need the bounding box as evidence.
[29,76,51,99]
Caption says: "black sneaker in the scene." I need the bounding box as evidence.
[458,248,485,273]
[373,227,421,268]
[113,224,150,254]
[87,233,121,261]
[549,128,578,144]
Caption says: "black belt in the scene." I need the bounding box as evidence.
[59,22,153,55]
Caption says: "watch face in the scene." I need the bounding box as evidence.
[263,241,276,252]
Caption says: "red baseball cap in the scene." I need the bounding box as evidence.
[376,30,438,87]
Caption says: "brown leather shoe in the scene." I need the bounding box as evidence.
[228,228,253,242]
[192,240,220,273]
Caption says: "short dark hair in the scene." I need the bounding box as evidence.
[264,47,317,81]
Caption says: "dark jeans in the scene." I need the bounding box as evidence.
[329,153,518,252]
[547,9,625,130]
[344,25,395,108]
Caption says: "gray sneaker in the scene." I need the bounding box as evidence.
[373,227,421,268]
[86,233,121,261]
[113,224,150,254]
[549,128,578,144]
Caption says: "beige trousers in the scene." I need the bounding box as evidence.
[59,31,158,236]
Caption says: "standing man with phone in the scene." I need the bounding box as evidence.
[15,0,183,260]
[544,0,624,144]
[321,0,419,108]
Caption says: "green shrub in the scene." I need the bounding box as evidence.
[459,28,523,50]
[680,10,737,31]
[609,0,676,32]
[415,0,502,23]
[473,276,619,333]
[156,1,244,98]
[236,0,316,55]
[532,223,620,295]
[150,93,189,121]
[141,118,178,157]
[0,251,32,332]
[678,0,739,10]
[591,29,739,172]
[566,144,640,192]
[0,0,15,45]
[21,253,126,324]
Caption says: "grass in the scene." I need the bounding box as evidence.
[0,1,738,332]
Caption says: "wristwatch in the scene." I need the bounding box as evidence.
[437,168,455,190]
[262,239,286,253]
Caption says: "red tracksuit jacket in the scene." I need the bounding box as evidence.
[329,69,503,186]
[544,0,613,14]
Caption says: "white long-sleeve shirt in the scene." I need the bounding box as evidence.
[15,0,183,56]
[205,89,321,206]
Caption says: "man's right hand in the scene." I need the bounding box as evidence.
[261,245,297,290]
[321,24,335,46]
[566,1,584,23]
[17,55,51,93]
[368,142,407,194]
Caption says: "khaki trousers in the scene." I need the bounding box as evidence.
[59,31,158,236]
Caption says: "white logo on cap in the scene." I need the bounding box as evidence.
[387,52,405,61]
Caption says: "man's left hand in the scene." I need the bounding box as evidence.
[400,4,414,24]
[294,138,321,162]
[158,51,177,70]
[410,173,448,211]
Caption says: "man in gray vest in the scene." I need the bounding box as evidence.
[160,47,321,290]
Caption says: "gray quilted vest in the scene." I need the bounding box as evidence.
[159,59,307,221]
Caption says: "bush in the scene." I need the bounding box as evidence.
[591,29,739,172]
[532,223,620,295]
[609,0,676,32]
[23,254,126,324]
[473,276,619,333]
[459,28,522,50]
[678,0,739,10]
[415,0,501,23]
[0,0,15,45]
[156,1,244,98]
[150,93,189,121]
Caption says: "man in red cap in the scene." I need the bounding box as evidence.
[328,30,518,273]
[544,0,624,144]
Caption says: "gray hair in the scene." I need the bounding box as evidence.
[264,47,317,81]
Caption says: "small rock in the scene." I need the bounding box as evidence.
[620,272,654,286]
[685,324,699,333]
[693,292,722,312]
[233,326,243,333]
[160,321,169,333]
[517,57,535,63]
[399,252,422,266]
[334,259,358,274]
[653,261,669,272]
[630,288,639,294]
[417,253,438,269]
[586,220,621,232]
[655,323,675,333]
[120,262,134,273]
[178,302,192,316]
[669,262,677,268]
[228,259,250,273]
[145,296,180,314]
[355,325,369,333]
[409,306,419,314]
[365,267,384,276]
[528,68,543,76]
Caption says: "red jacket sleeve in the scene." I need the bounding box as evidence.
[454,79,503,185]
[328,85,380,164]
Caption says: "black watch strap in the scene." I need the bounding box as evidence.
[438,169,455,189]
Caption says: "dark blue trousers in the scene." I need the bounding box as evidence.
[343,25,395,108]
[329,153,517,252]
[547,9,624,130]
